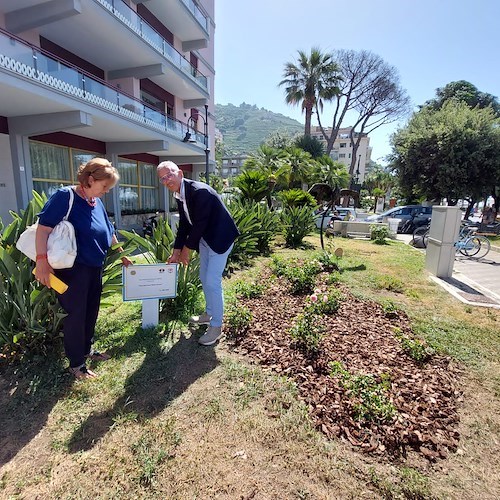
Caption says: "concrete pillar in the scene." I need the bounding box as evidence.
[425,206,462,278]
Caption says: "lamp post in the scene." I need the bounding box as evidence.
[182,104,210,184]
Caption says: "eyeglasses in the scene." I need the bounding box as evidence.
[160,172,176,183]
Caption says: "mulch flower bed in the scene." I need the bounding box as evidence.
[226,267,462,461]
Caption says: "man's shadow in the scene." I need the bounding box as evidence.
[0,355,71,467]
[67,322,219,453]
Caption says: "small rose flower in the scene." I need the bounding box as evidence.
[323,295,329,302]
[310,294,318,303]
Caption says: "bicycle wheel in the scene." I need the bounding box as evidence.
[423,231,429,248]
[412,226,429,248]
[460,236,490,258]
[466,235,491,259]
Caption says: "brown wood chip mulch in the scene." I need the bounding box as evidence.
[225,268,462,461]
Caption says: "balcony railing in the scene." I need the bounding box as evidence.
[97,0,208,90]
[0,28,199,143]
[181,0,209,31]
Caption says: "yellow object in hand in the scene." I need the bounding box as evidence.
[32,268,68,294]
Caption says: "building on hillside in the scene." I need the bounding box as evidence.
[0,0,215,229]
[310,126,371,184]
[221,154,248,179]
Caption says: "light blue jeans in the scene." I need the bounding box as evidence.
[199,238,233,327]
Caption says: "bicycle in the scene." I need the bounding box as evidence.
[454,223,491,259]
[412,224,430,248]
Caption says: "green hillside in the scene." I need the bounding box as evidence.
[215,102,304,154]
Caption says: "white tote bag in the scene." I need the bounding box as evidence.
[16,189,77,269]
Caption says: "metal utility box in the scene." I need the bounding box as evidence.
[425,206,461,278]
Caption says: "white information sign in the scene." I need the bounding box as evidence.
[122,264,178,301]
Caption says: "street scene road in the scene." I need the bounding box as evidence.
[398,234,500,308]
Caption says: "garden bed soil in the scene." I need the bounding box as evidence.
[226,268,462,461]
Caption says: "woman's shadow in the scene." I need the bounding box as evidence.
[67,322,218,453]
[0,354,70,467]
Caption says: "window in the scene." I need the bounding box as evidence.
[339,153,346,158]
[30,142,102,198]
[140,89,164,112]
[117,158,159,213]
[340,142,346,148]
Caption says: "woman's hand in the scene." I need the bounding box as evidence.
[35,257,54,288]
[35,224,54,288]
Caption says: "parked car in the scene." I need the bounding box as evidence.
[314,207,357,228]
[364,205,433,233]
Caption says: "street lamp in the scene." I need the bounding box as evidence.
[182,104,210,184]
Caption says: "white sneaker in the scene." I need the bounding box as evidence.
[198,326,222,346]
[189,312,211,325]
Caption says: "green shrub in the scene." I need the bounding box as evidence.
[233,170,269,203]
[370,224,390,244]
[398,335,435,363]
[329,362,396,423]
[226,201,261,269]
[306,288,342,315]
[233,279,265,299]
[269,256,321,295]
[278,189,317,208]
[229,200,278,257]
[313,246,340,272]
[289,312,323,352]
[269,255,289,277]
[280,205,316,248]
[225,302,252,337]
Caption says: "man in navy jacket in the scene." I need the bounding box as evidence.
[157,161,239,345]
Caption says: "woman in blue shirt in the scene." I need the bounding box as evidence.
[35,158,131,379]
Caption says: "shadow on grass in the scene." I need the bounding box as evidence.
[341,264,367,272]
[66,322,218,453]
[0,352,71,467]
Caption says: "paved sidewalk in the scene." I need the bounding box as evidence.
[396,234,500,308]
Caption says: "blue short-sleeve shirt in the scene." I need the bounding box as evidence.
[38,187,115,267]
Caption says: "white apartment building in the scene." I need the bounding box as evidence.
[0,0,215,228]
[310,126,372,184]
[221,154,248,179]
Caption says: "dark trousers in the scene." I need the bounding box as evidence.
[55,263,103,368]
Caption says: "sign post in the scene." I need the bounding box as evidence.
[122,264,178,327]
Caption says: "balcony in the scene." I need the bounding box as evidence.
[139,0,210,42]
[2,0,209,99]
[0,28,205,157]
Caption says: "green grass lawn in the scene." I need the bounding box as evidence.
[1,234,499,498]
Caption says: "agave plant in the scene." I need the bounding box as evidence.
[0,191,65,354]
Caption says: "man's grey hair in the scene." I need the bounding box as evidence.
[157,161,179,172]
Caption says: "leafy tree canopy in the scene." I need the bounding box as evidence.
[390,101,500,205]
[423,80,500,116]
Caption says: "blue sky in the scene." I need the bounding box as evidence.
[214,0,500,164]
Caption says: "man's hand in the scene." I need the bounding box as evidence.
[179,246,191,265]
[121,256,133,267]
[167,249,181,264]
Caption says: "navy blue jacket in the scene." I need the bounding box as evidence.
[174,179,239,254]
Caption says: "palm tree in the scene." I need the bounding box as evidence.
[314,156,350,191]
[282,147,315,188]
[279,47,341,136]
[243,145,289,189]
